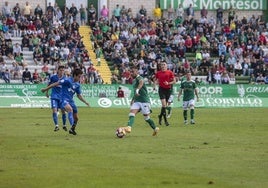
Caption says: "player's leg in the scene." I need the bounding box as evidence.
[183,101,189,125]
[167,95,174,118]
[69,103,78,135]
[123,102,140,133]
[60,108,67,131]
[158,88,166,125]
[62,101,75,134]
[141,103,159,136]
[51,99,59,131]
[189,99,196,124]
[162,89,171,126]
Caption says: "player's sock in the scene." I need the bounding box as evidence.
[146,118,156,129]
[161,107,166,117]
[183,110,187,121]
[53,112,58,125]
[68,112,74,126]
[62,113,66,126]
[190,109,194,120]
[127,116,134,127]
[167,106,171,114]
[127,113,135,127]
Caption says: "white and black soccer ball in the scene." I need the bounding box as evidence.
[115,127,126,138]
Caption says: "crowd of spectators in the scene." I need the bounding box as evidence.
[0,1,97,84]
[1,2,268,85]
[91,3,268,85]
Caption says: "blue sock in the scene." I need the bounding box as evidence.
[53,112,58,125]
[68,112,74,127]
[62,113,67,126]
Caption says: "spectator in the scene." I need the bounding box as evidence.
[117,87,125,98]
[23,1,32,19]
[100,5,109,21]
[153,4,162,20]
[256,73,265,84]
[22,68,32,83]
[234,60,243,76]
[216,6,223,27]
[221,71,230,84]
[69,3,78,22]
[186,4,194,20]
[79,4,86,25]
[2,69,10,83]
[10,62,21,79]
[214,71,222,84]
[228,5,236,26]
[176,4,184,19]
[32,68,40,83]
[2,1,11,17]
[13,3,21,21]
[34,4,43,18]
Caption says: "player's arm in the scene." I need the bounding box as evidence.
[135,78,144,96]
[195,88,199,101]
[169,76,176,85]
[41,82,60,93]
[77,94,90,106]
[177,88,183,101]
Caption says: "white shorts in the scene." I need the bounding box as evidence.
[182,99,195,110]
[131,102,151,115]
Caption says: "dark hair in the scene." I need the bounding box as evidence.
[72,68,83,77]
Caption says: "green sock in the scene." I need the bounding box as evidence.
[146,119,156,129]
[127,116,135,127]
[190,109,194,120]
[183,110,187,121]
[167,106,171,114]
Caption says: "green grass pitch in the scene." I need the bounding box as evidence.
[0,108,267,188]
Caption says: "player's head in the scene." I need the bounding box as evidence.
[160,61,167,71]
[57,65,65,76]
[130,66,139,78]
[186,71,191,80]
[72,68,83,81]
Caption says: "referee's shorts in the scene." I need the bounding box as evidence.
[158,87,172,101]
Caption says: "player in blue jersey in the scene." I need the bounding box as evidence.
[46,65,67,132]
[41,68,90,135]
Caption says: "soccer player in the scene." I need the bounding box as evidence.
[41,68,90,135]
[46,65,67,132]
[122,66,159,136]
[154,61,176,126]
[177,72,199,125]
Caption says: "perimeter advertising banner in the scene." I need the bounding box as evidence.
[0,84,267,108]
[160,0,267,10]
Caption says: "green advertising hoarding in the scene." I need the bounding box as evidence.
[0,84,267,108]
[160,0,267,10]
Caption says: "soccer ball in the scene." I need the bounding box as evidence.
[115,127,126,138]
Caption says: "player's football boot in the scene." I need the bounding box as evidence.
[69,126,77,135]
[123,126,131,133]
[63,126,67,131]
[190,120,195,124]
[54,126,59,132]
[152,127,159,136]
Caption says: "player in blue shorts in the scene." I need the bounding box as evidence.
[46,65,67,132]
[42,68,90,135]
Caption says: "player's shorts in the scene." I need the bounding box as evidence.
[182,99,195,110]
[51,99,61,109]
[130,102,151,115]
[61,99,78,114]
[168,95,174,103]
[158,87,172,101]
